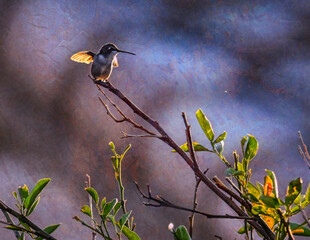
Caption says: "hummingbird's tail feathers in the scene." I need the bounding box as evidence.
[70,51,95,64]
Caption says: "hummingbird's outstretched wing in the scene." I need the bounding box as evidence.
[70,51,95,64]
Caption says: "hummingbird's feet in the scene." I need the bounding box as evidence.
[88,75,110,86]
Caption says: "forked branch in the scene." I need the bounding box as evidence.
[94,80,275,240]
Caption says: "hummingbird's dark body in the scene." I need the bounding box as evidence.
[71,43,135,81]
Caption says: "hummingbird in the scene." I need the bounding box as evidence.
[70,43,135,81]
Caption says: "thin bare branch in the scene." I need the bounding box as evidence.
[134,182,256,221]
[0,219,37,235]
[189,169,208,237]
[213,176,251,211]
[1,210,20,239]
[120,131,161,139]
[98,97,126,123]
[298,131,310,169]
[181,112,198,170]
[0,200,57,240]
[97,86,156,136]
[299,205,310,228]
[277,209,295,240]
[225,177,244,196]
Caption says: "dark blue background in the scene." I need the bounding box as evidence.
[0,0,309,239]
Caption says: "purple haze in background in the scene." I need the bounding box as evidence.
[0,0,309,239]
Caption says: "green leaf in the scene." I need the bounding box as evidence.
[103,199,118,217]
[244,134,258,161]
[13,191,18,200]
[196,109,214,142]
[172,142,211,152]
[240,136,247,155]
[247,182,260,199]
[306,183,310,202]
[259,195,280,209]
[36,224,61,240]
[18,185,29,203]
[174,225,191,240]
[26,196,40,216]
[24,178,51,210]
[285,178,302,207]
[251,204,270,216]
[237,162,244,172]
[119,211,131,228]
[265,170,279,198]
[214,131,227,143]
[81,205,92,217]
[101,197,107,211]
[113,201,122,216]
[85,187,99,205]
[18,233,24,240]
[290,223,310,236]
[214,141,224,154]
[117,224,141,240]
[5,225,24,231]
[237,226,246,234]
[256,182,264,195]
[225,168,236,177]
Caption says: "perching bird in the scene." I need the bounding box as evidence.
[70,43,135,81]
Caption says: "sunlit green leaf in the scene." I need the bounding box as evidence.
[265,170,279,198]
[114,201,122,216]
[174,225,191,240]
[237,226,246,234]
[103,199,118,217]
[214,131,227,144]
[18,185,29,203]
[259,195,280,209]
[36,224,61,240]
[12,192,18,201]
[119,211,131,228]
[116,223,141,240]
[24,178,51,210]
[26,196,40,216]
[244,135,258,161]
[81,205,92,218]
[247,182,260,199]
[5,225,24,231]
[85,187,99,205]
[290,223,310,236]
[196,109,214,142]
[172,142,211,152]
[101,197,106,211]
[240,136,247,155]
[306,183,310,202]
[285,178,302,207]
[256,182,264,195]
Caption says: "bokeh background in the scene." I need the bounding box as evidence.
[0,0,310,239]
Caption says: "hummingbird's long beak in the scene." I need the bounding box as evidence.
[116,49,136,55]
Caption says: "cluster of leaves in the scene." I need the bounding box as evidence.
[74,142,141,240]
[8,179,60,239]
[176,108,310,239]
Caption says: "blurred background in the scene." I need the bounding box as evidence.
[0,0,309,239]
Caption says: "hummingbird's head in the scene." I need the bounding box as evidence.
[99,43,136,57]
